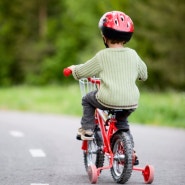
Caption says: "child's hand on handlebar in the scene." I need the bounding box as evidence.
[68,65,75,71]
[63,65,75,77]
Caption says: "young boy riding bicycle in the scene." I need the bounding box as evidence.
[66,11,148,164]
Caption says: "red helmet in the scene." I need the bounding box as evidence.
[99,11,134,42]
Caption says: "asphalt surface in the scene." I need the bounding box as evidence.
[0,110,185,185]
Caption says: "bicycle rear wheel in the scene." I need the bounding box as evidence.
[111,131,133,184]
[83,138,104,172]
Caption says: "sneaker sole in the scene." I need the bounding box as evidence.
[81,135,94,140]
[77,134,94,141]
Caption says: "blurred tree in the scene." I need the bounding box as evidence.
[0,0,184,90]
[39,0,102,84]
[130,0,185,90]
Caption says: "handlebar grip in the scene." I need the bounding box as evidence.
[88,78,101,85]
[63,68,72,77]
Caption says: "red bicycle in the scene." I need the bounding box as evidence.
[63,68,154,184]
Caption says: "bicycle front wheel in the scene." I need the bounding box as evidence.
[111,131,133,184]
[83,139,104,172]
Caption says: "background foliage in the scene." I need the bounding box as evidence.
[0,0,184,90]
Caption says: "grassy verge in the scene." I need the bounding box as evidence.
[129,91,185,128]
[0,85,82,116]
[0,85,184,128]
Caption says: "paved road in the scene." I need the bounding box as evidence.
[0,110,185,185]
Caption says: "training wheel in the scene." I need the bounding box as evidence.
[142,165,154,184]
[87,164,98,184]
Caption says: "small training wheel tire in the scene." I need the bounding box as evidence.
[143,165,154,184]
[87,164,98,184]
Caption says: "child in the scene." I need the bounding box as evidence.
[67,11,147,148]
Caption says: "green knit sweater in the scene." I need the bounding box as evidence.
[72,47,148,109]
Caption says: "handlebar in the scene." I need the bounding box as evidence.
[63,68,72,77]
[88,78,101,85]
[63,68,100,85]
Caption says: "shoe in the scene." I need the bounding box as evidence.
[76,128,94,140]
[133,150,139,165]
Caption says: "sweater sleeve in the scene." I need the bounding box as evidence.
[72,54,102,80]
[136,54,148,81]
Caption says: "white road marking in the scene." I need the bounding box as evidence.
[30,184,49,185]
[29,149,46,157]
[9,130,24,137]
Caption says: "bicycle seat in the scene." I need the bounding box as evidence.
[107,109,124,115]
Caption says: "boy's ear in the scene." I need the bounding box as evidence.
[102,36,107,43]
[102,36,109,48]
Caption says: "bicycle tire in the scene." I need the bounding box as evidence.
[83,139,104,172]
[110,131,133,184]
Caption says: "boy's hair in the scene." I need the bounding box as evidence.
[109,39,126,44]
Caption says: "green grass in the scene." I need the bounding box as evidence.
[0,85,184,128]
[129,92,185,128]
[0,85,82,116]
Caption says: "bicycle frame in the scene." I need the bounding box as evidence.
[81,108,118,175]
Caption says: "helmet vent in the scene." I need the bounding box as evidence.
[103,18,106,23]
[120,16,124,22]
[114,19,118,26]
[127,22,130,28]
